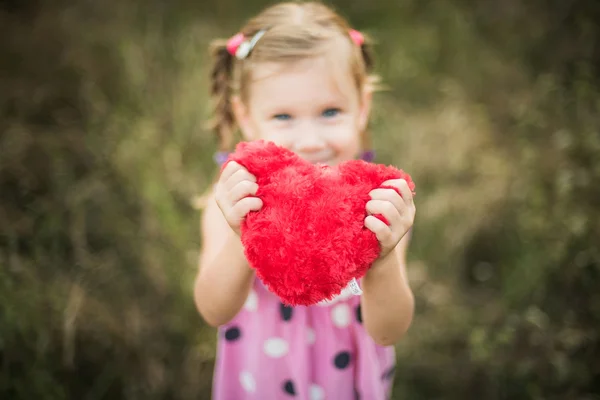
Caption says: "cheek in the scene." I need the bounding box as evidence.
[253,124,294,148]
[327,126,361,155]
[265,137,292,148]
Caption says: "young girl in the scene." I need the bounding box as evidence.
[194,2,416,399]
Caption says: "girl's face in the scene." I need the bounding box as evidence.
[232,56,372,166]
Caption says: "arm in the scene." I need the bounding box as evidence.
[361,178,416,346]
[361,232,414,346]
[194,195,256,327]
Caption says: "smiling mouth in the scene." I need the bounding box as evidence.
[303,157,333,164]
[310,160,332,166]
[299,154,335,165]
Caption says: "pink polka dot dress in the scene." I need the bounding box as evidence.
[211,277,396,400]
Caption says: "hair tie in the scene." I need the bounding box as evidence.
[349,29,364,46]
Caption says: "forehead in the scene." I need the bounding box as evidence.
[246,55,358,110]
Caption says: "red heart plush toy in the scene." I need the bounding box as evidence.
[226,140,415,306]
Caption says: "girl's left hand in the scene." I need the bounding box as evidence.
[364,179,416,258]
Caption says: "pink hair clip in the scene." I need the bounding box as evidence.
[226,30,267,60]
[349,29,364,46]
[227,29,363,59]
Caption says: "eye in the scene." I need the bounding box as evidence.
[322,108,341,118]
[273,113,292,121]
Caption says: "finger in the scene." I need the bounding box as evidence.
[396,179,415,204]
[220,161,242,183]
[381,179,414,204]
[231,197,263,220]
[369,188,403,213]
[364,215,393,243]
[229,180,259,203]
[366,199,403,226]
[225,167,257,191]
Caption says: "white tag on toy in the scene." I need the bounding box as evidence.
[347,278,363,296]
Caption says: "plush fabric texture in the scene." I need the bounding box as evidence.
[226,140,416,306]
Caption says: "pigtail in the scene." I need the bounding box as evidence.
[355,33,379,152]
[193,40,237,210]
[360,40,374,73]
[208,39,236,151]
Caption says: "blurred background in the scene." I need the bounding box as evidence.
[1,0,599,399]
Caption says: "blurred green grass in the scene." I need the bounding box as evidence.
[1,0,599,399]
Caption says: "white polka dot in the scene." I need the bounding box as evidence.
[331,303,351,328]
[263,337,289,358]
[244,289,258,312]
[307,327,316,345]
[309,384,325,400]
[239,370,256,393]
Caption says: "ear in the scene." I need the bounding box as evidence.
[231,95,256,141]
[358,85,373,133]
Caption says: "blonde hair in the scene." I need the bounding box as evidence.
[207,1,379,152]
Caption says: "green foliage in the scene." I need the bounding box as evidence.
[1,0,598,399]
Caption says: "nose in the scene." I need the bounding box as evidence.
[293,121,326,153]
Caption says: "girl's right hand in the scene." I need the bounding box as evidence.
[214,161,263,236]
